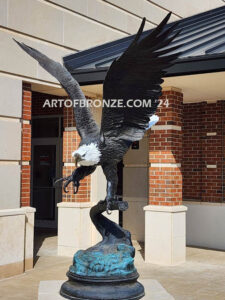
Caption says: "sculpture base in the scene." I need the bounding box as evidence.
[60,200,144,299]
[60,272,144,300]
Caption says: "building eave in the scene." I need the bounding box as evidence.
[71,53,225,85]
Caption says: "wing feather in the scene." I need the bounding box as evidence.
[14,40,99,140]
[101,13,182,142]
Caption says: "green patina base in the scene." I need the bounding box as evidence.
[70,243,136,277]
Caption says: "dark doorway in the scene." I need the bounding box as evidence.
[33,145,56,221]
[31,116,63,228]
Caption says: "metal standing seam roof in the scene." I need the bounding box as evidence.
[63,5,225,85]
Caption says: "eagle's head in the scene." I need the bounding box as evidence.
[72,143,101,167]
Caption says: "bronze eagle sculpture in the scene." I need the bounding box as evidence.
[15,12,181,213]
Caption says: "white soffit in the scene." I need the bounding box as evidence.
[81,72,225,103]
[31,71,225,102]
[31,82,67,96]
[163,71,225,103]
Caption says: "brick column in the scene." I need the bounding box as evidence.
[21,83,32,207]
[62,106,91,202]
[20,83,35,271]
[144,87,187,265]
[149,88,183,206]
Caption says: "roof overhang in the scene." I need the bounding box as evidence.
[70,53,225,86]
[63,6,225,86]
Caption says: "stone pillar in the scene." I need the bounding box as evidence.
[0,207,35,278]
[57,202,93,256]
[144,87,187,265]
[24,207,36,271]
[58,106,92,256]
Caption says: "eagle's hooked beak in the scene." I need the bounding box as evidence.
[74,153,82,167]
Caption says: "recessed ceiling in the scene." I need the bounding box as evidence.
[82,71,225,103]
[163,71,225,102]
[31,82,67,96]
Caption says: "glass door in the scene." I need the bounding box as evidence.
[33,144,56,221]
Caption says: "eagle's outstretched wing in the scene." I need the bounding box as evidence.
[14,40,99,140]
[101,12,181,142]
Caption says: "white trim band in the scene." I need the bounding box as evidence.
[206,164,217,168]
[64,162,75,167]
[206,132,217,136]
[65,127,77,131]
[151,125,181,131]
[22,120,30,125]
[150,163,181,168]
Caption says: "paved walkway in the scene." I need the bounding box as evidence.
[1,230,225,299]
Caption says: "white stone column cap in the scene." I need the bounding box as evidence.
[57,202,93,208]
[0,207,36,216]
[22,206,36,213]
[144,205,187,213]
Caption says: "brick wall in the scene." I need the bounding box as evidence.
[21,83,32,207]
[149,89,183,206]
[183,101,225,203]
[62,106,91,202]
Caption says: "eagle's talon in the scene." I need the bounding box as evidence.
[54,175,69,186]
[106,202,112,215]
[55,174,80,194]
[63,176,73,193]
[63,182,70,193]
[105,196,118,215]
[73,181,80,194]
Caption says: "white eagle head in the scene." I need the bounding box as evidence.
[72,143,101,167]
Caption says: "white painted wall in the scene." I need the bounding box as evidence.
[0,77,22,118]
[0,76,22,210]
[0,119,21,160]
[186,202,225,250]
[0,165,21,209]
[151,0,223,18]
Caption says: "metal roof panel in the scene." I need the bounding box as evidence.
[63,5,225,82]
